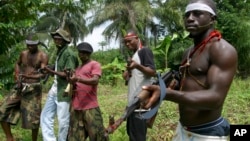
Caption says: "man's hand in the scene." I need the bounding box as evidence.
[68,71,77,84]
[141,85,161,109]
[127,60,138,70]
[43,65,54,74]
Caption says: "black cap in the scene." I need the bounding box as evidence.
[77,42,93,53]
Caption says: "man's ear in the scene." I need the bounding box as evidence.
[209,15,216,25]
[211,15,217,22]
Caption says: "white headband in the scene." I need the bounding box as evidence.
[26,40,39,45]
[185,3,216,16]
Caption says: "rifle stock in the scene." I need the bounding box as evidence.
[125,56,132,85]
[105,70,180,135]
[63,68,73,97]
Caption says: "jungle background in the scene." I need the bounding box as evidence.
[0,0,250,140]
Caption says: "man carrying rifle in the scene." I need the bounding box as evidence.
[40,28,79,141]
[0,33,49,141]
[67,42,108,141]
[122,30,156,141]
[142,0,238,140]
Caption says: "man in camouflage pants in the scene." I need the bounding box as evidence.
[67,42,108,141]
[0,33,48,141]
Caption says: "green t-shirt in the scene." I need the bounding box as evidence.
[56,46,78,102]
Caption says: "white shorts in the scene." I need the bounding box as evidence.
[172,122,229,141]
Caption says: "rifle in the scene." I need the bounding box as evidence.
[13,75,24,95]
[38,64,55,84]
[11,66,54,99]
[124,56,132,85]
[63,68,73,97]
[105,70,180,135]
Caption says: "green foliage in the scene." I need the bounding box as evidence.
[0,0,41,54]
[215,0,250,77]
[152,31,190,71]
[0,43,26,90]
[92,49,126,86]
[36,0,94,46]
[1,76,250,140]
[101,57,125,86]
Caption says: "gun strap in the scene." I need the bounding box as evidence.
[138,72,166,119]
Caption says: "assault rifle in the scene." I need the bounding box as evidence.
[105,70,180,136]
[13,66,54,96]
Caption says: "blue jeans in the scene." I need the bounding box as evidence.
[40,84,70,141]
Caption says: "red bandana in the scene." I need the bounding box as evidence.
[124,33,143,49]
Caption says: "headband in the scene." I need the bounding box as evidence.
[124,33,137,39]
[185,3,216,16]
[26,40,39,45]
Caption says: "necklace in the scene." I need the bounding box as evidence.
[179,30,222,90]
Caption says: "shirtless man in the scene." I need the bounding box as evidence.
[0,33,48,141]
[142,0,238,140]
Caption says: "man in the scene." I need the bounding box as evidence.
[40,28,79,141]
[0,33,48,141]
[142,0,238,140]
[122,31,156,141]
[67,42,108,141]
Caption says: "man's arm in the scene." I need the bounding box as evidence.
[129,48,156,77]
[129,61,156,77]
[143,41,238,110]
[46,52,78,78]
[69,62,101,85]
[71,74,100,85]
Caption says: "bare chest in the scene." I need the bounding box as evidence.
[188,52,210,76]
[22,52,42,69]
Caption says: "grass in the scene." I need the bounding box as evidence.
[1,78,250,141]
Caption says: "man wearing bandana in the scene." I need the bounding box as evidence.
[0,33,48,141]
[142,0,238,140]
[122,30,156,141]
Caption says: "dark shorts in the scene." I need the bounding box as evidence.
[0,83,42,129]
[67,107,108,141]
[183,117,230,136]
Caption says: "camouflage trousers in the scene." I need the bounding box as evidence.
[67,107,109,141]
[0,83,42,129]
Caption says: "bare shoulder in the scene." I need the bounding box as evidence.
[19,50,28,59]
[38,50,48,57]
[209,38,238,65]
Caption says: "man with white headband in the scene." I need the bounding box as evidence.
[0,33,48,141]
[142,0,238,140]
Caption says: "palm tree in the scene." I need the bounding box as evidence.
[152,0,187,35]
[88,0,155,54]
[33,0,93,46]
[98,41,108,52]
